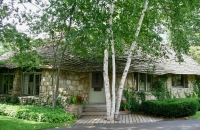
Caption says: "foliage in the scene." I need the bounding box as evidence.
[189,46,200,64]
[142,98,199,118]
[11,96,20,104]
[192,77,200,98]
[184,92,192,98]
[0,103,75,123]
[137,91,146,103]
[0,115,75,130]
[0,0,199,114]
[0,24,42,70]
[196,98,200,111]
[189,111,200,119]
[123,90,141,112]
[71,95,84,105]
[151,80,173,100]
[120,100,131,111]
[3,96,19,104]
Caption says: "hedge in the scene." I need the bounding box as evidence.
[142,98,199,118]
[0,103,75,123]
[196,98,200,111]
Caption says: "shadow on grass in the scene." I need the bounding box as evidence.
[0,115,74,130]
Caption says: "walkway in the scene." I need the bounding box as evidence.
[76,114,163,125]
[51,119,200,130]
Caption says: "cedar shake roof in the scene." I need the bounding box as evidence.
[1,46,200,75]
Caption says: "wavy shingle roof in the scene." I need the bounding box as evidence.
[1,46,200,75]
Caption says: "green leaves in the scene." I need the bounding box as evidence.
[0,103,75,123]
[0,0,199,66]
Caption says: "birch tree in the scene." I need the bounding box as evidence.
[103,0,116,120]
[1,0,199,119]
[114,0,149,118]
[109,0,116,120]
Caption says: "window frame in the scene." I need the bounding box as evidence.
[0,73,15,94]
[92,72,103,89]
[135,72,153,91]
[21,72,42,96]
[171,74,188,88]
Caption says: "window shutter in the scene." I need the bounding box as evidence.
[92,72,103,88]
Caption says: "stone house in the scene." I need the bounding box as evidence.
[0,46,200,105]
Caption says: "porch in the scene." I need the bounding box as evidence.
[76,114,163,124]
[67,103,163,124]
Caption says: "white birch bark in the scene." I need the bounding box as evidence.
[109,0,116,120]
[115,0,149,118]
[103,48,111,120]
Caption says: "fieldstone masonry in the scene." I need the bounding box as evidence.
[169,74,194,98]
[39,69,89,105]
[1,68,196,106]
[144,74,194,100]
[12,68,21,96]
[39,71,195,104]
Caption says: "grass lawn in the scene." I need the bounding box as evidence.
[0,115,76,130]
[189,111,200,119]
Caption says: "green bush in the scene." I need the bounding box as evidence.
[1,96,20,104]
[123,90,141,112]
[196,98,200,111]
[151,80,173,100]
[142,98,199,117]
[0,103,75,123]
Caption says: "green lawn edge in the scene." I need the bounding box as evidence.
[0,115,76,130]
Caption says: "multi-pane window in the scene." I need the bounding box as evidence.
[22,73,41,95]
[172,74,188,88]
[0,74,15,94]
[135,73,153,91]
[0,69,15,94]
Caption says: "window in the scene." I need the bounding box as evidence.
[92,72,103,91]
[0,69,15,94]
[22,73,41,95]
[0,74,15,94]
[135,73,153,91]
[172,74,188,88]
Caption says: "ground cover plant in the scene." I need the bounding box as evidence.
[189,111,200,119]
[142,98,199,118]
[0,103,75,123]
[0,115,75,130]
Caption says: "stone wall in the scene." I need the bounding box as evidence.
[116,73,136,90]
[12,68,21,96]
[39,69,89,105]
[8,68,196,105]
[168,74,194,98]
[144,74,195,100]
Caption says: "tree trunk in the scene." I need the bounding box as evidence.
[103,49,111,120]
[109,0,116,120]
[111,39,116,119]
[51,5,74,108]
[52,44,67,109]
[115,0,149,119]
[51,44,58,109]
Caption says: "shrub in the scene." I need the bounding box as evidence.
[121,100,131,111]
[1,96,20,104]
[196,98,200,111]
[142,98,199,118]
[123,90,141,112]
[193,77,200,98]
[0,103,75,123]
[11,96,20,104]
[151,80,173,100]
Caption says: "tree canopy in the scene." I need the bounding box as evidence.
[0,0,199,118]
[0,0,199,58]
